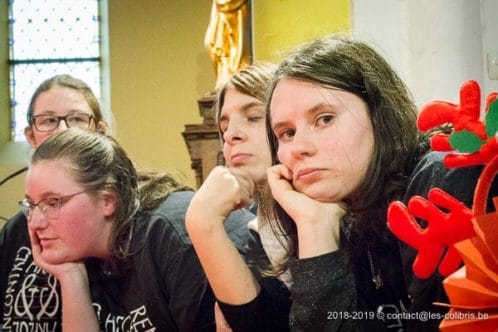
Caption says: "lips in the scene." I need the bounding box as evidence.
[38,235,56,247]
[295,168,322,183]
[230,153,252,165]
[40,239,54,247]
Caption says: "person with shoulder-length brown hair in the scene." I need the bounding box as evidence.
[264,34,498,331]
[187,62,292,332]
[23,128,253,331]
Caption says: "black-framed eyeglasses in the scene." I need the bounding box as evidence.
[31,113,94,132]
[19,190,88,220]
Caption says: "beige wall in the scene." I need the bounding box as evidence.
[107,0,215,188]
[108,0,351,187]
[0,0,351,225]
[255,0,350,61]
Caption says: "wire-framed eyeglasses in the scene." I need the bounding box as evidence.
[19,190,88,220]
[31,113,94,132]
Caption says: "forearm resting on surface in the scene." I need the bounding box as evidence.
[186,214,260,305]
[58,270,99,331]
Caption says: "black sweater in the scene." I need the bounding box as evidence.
[219,151,498,331]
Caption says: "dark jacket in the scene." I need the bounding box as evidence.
[219,152,498,332]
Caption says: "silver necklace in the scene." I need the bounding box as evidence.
[367,249,383,289]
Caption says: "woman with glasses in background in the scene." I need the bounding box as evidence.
[24,76,108,147]
[0,74,109,331]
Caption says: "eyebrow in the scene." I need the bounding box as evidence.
[25,191,62,201]
[219,101,264,122]
[241,101,264,112]
[272,102,332,131]
[33,109,91,116]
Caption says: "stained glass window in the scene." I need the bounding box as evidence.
[8,0,102,141]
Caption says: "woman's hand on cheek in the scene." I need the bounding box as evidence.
[267,164,346,258]
[28,226,88,284]
[267,164,345,227]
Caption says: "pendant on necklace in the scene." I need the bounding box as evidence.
[372,274,383,290]
[367,249,383,290]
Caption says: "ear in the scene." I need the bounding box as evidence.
[101,190,118,218]
[96,121,109,134]
[24,126,39,148]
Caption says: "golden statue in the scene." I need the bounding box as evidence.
[205,0,252,90]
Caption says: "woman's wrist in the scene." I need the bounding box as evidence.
[56,265,89,291]
[296,222,340,258]
[186,209,228,240]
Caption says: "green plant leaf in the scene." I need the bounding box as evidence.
[449,130,484,153]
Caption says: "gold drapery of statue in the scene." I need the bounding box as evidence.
[204,0,252,90]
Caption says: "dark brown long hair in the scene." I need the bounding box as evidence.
[263,34,429,273]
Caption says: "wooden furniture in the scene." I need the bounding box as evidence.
[182,92,224,188]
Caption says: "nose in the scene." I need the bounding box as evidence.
[223,121,247,144]
[55,118,69,131]
[28,208,49,230]
[289,128,317,159]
